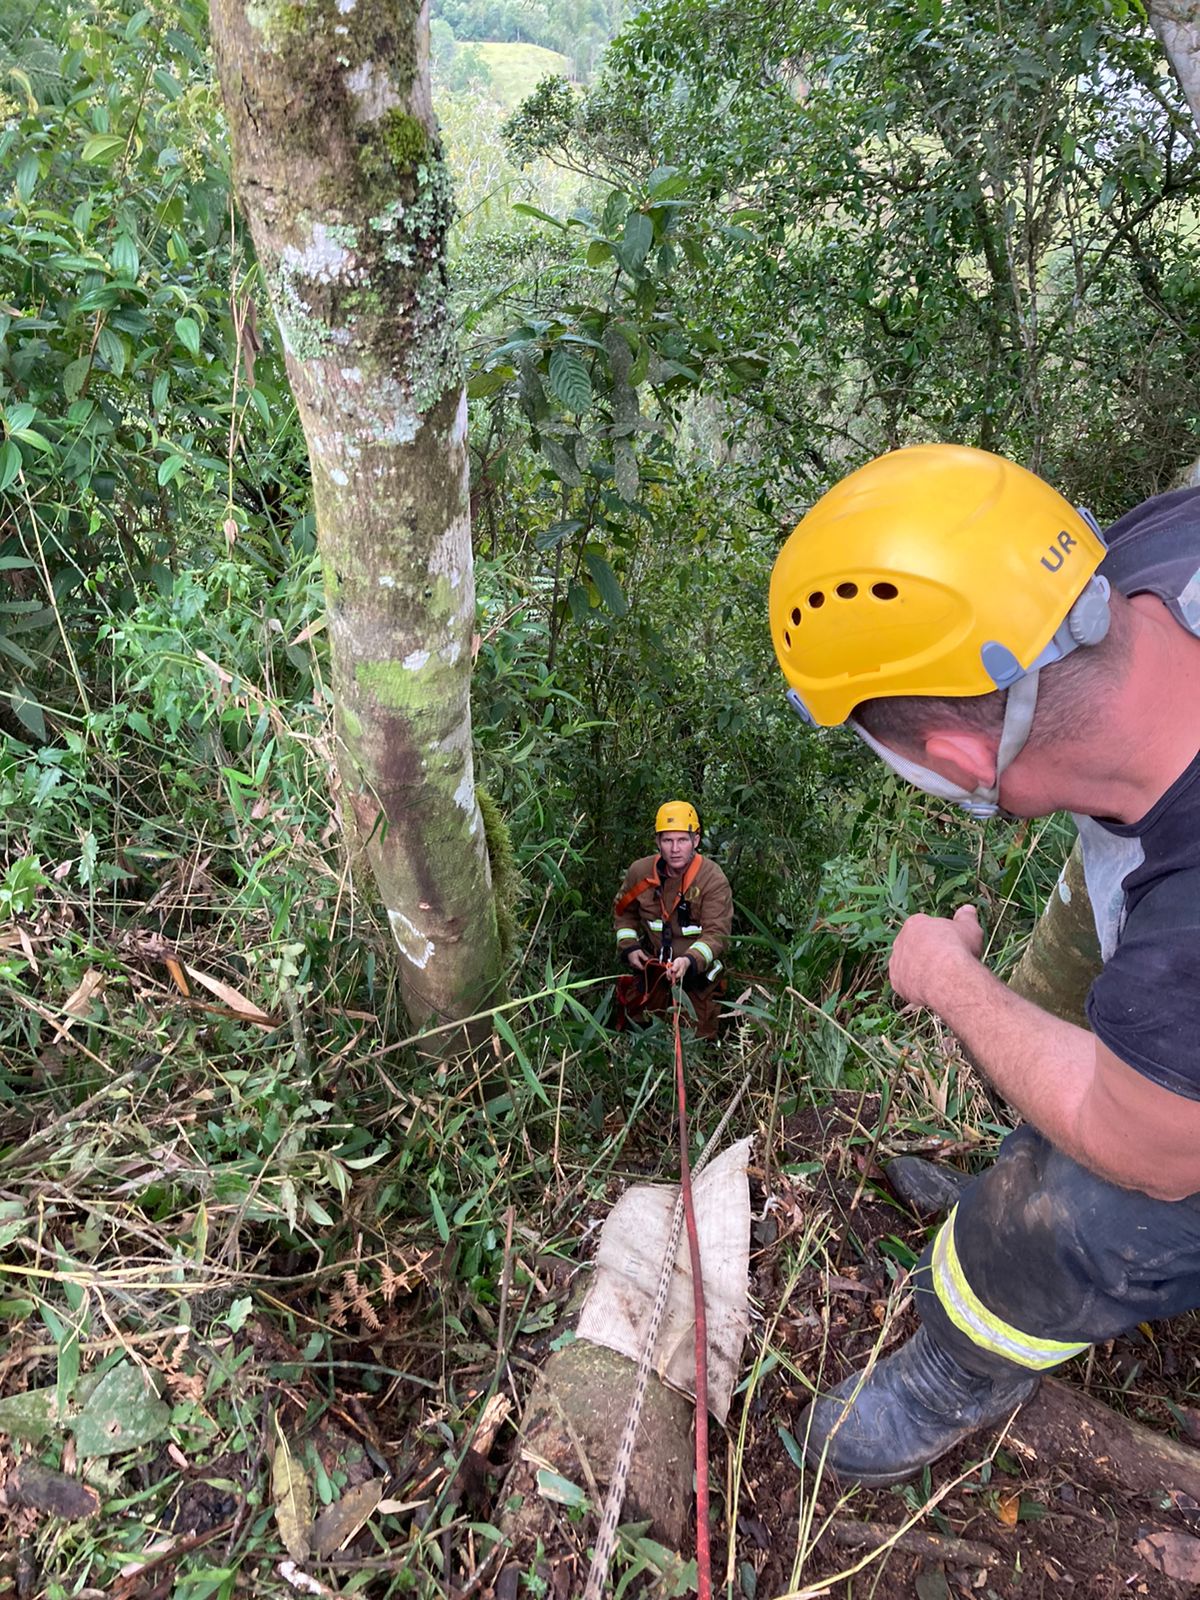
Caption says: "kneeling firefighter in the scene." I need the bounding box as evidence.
[612,802,733,1040]
[769,443,1200,1485]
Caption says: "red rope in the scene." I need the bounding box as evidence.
[672,985,712,1600]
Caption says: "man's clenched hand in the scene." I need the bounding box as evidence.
[889,904,985,1012]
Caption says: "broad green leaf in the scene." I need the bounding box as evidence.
[583,550,628,617]
[0,1204,28,1250]
[4,403,35,432]
[97,326,127,376]
[81,135,126,164]
[586,239,613,266]
[174,315,201,357]
[622,211,654,271]
[72,1362,170,1457]
[11,694,46,740]
[534,517,584,552]
[151,372,170,411]
[0,440,21,493]
[648,167,690,199]
[12,429,53,454]
[548,348,591,414]
[0,1386,58,1443]
[567,582,592,623]
[466,365,512,399]
[0,636,36,670]
[111,235,139,278]
[15,154,39,202]
[62,358,91,402]
[777,1424,805,1469]
[302,1193,335,1227]
[157,454,186,486]
[540,437,582,488]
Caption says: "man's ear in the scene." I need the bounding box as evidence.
[923,730,998,789]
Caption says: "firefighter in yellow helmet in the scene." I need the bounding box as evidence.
[612,801,733,1039]
[770,444,1200,1485]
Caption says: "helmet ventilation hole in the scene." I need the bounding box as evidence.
[808,591,825,608]
[790,607,802,625]
[784,630,792,648]
[836,581,858,599]
[872,581,898,600]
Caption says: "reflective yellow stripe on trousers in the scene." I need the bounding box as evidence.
[931,1206,1090,1372]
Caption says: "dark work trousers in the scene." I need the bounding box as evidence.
[914,1123,1200,1381]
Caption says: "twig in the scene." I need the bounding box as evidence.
[825,1518,1000,1566]
[495,1205,515,1381]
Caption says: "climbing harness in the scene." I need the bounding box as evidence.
[614,854,703,954]
[583,984,749,1600]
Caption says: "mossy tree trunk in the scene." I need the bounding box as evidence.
[1007,838,1101,1029]
[209,0,503,1044]
[1148,0,1200,137]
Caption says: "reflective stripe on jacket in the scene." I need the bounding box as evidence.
[612,853,733,974]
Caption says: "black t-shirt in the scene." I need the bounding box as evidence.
[1079,486,1200,1100]
[1084,756,1200,1101]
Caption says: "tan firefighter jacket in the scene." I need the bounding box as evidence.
[612,853,732,978]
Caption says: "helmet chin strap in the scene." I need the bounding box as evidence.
[850,671,1041,819]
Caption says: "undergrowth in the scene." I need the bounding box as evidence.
[0,537,1072,1598]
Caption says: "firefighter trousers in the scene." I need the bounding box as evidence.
[913,1123,1200,1380]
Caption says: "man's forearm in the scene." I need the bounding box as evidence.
[926,952,1097,1158]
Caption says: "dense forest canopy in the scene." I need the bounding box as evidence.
[1,0,1199,1592]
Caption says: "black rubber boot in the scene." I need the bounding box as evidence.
[798,1326,1040,1486]
[883,1156,970,1218]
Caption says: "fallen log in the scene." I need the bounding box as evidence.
[1011,1375,1200,1502]
[502,1341,694,1552]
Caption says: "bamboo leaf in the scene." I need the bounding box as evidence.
[494,1012,550,1105]
[428,1185,450,1243]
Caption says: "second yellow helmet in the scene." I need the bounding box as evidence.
[769,444,1108,727]
[656,801,700,835]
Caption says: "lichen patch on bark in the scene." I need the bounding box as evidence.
[388,908,435,968]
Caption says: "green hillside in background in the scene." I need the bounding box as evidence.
[474,40,571,107]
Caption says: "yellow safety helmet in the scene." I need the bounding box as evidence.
[655,800,700,835]
[769,444,1110,728]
